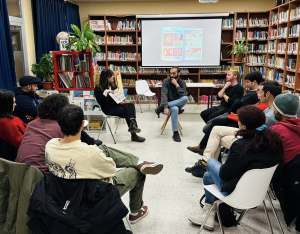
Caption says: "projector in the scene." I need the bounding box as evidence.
[199,0,219,3]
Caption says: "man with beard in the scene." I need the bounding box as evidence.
[14,76,42,123]
[155,66,188,142]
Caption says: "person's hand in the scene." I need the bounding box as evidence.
[225,82,232,88]
[119,101,124,104]
[164,108,170,116]
[108,90,114,94]
[171,78,179,87]
[26,115,33,120]
[224,94,229,102]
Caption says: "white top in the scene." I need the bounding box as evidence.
[154,83,216,88]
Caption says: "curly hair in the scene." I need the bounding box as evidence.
[38,94,69,120]
[244,71,264,84]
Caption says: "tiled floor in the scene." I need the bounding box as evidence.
[88,104,297,234]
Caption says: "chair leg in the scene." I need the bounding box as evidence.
[263,200,274,234]
[216,202,225,234]
[161,116,170,135]
[138,95,143,113]
[236,209,248,225]
[106,119,116,144]
[178,122,183,135]
[267,192,285,234]
[198,203,217,234]
[149,97,151,109]
[269,185,277,201]
[178,121,183,130]
[115,118,120,134]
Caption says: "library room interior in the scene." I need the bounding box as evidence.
[2,0,300,233]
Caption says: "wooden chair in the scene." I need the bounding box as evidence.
[161,109,184,135]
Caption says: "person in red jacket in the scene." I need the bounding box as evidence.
[0,89,27,151]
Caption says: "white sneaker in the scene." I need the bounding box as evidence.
[188,203,216,231]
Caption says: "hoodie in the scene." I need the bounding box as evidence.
[271,118,300,163]
[14,88,42,123]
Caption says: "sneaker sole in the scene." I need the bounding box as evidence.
[187,148,204,155]
[188,218,214,231]
[140,164,163,175]
[130,209,149,224]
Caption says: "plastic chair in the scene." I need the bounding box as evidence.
[97,115,122,144]
[199,165,284,234]
[135,80,157,113]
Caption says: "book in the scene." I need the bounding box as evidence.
[83,98,95,111]
[109,89,125,104]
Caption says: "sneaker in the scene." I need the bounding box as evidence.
[187,145,205,155]
[131,133,146,142]
[185,160,207,173]
[94,139,102,146]
[188,203,216,231]
[137,162,163,175]
[192,168,206,178]
[129,206,148,224]
[128,119,141,133]
[173,132,181,142]
[155,106,164,115]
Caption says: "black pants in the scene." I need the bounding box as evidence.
[81,130,95,145]
[103,103,136,127]
[199,117,239,148]
[200,105,230,123]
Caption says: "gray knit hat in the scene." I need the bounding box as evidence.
[273,93,300,118]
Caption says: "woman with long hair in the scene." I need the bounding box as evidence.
[94,69,145,142]
[188,105,285,231]
[0,89,27,159]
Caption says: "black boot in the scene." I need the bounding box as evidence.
[128,119,141,133]
[131,133,145,142]
[172,131,181,142]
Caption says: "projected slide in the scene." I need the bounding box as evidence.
[161,27,203,61]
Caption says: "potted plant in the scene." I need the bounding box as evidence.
[31,53,54,90]
[229,37,248,62]
[65,21,101,57]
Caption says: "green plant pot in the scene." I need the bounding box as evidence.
[42,81,54,90]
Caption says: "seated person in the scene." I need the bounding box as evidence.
[188,105,285,231]
[94,69,145,142]
[200,70,244,124]
[188,71,264,155]
[14,76,42,123]
[186,81,282,177]
[154,66,188,142]
[45,104,163,223]
[0,89,27,160]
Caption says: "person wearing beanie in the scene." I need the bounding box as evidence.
[271,93,300,233]
[14,76,43,123]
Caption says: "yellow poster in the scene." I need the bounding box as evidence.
[114,70,124,94]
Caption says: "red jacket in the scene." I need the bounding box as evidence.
[271,118,300,163]
[0,117,27,149]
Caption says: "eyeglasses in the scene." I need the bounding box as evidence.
[170,72,177,75]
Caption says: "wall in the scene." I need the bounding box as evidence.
[78,0,276,26]
[7,2,20,17]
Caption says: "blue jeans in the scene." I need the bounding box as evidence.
[168,96,188,131]
[203,158,228,205]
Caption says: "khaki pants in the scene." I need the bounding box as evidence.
[100,145,146,213]
[202,126,238,162]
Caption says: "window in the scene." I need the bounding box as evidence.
[7,0,21,18]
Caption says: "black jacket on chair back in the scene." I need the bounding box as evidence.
[27,174,128,234]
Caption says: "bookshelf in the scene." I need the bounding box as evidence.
[53,51,94,91]
[88,4,300,104]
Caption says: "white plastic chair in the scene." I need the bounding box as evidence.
[199,165,284,234]
[97,115,122,144]
[135,80,157,113]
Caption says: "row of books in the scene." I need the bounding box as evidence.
[184,78,194,83]
[289,24,300,37]
[58,72,73,88]
[138,96,158,103]
[268,41,276,53]
[96,52,106,61]
[138,37,141,44]
[249,18,268,27]
[249,66,266,78]
[74,54,90,71]
[94,37,105,45]
[248,31,268,40]
[277,27,287,38]
[122,79,135,86]
[108,64,137,73]
[107,51,141,60]
[286,58,297,70]
[275,72,284,83]
[200,95,221,104]
[72,97,101,112]
[139,68,167,73]
[275,57,285,69]
[212,79,226,86]
[287,42,298,54]
[90,20,106,31]
[279,10,289,23]
[290,7,300,20]
[147,80,162,85]
[271,14,278,25]
[179,68,190,74]
[107,35,134,44]
[236,18,247,27]
[200,66,231,73]
[187,95,196,103]
[116,20,136,30]
[236,30,247,40]
[277,42,286,54]
[126,95,136,102]
[276,0,292,7]
[285,75,295,87]
[248,44,267,53]
[57,55,72,71]
[246,54,267,65]
[75,73,92,89]
[268,56,275,67]
[267,68,274,80]
[222,18,234,28]
[269,28,277,39]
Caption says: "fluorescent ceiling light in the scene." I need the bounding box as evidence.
[199,0,219,3]
[136,13,229,18]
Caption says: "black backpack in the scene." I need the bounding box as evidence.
[200,195,238,228]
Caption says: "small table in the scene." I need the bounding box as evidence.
[154,83,216,109]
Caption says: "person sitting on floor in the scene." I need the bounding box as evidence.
[200,70,244,124]
[45,104,163,224]
[0,89,27,160]
[188,105,285,231]
[154,66,188,142]
[188,71,264,155]
[94,69,145,142]
[185,81,282,178]
[14,76,43,123]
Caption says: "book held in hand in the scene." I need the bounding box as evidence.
[109,89,125,104]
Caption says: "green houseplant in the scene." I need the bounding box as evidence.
[65,21,101,57]
[31,53,54,90]
[229,37,249,62]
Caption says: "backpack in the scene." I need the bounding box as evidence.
[200,194,238,228]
